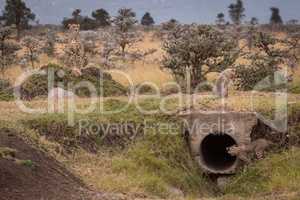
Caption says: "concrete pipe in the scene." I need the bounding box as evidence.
[181,111,257,174]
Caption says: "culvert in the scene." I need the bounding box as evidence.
[201,134,237,172]
[180,111,258,174]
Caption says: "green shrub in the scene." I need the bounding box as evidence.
[289,83,300,94]
[0,79,10,91]
[0,147,17,158]
[288,102,300,146]
[21,114,101,153]
[15,159,34,168]
[20,63,127,100]
[111,117,213,198]
[21,101,145,152]
[0,79,14,101]
[134,84,157,95]
[234,61,278,91]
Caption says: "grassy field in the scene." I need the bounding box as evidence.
[0,93,300,199]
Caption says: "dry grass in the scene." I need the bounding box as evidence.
[2,31,299,92]
[110,61,173,87]
[67,150,144,195]
[1,92,299,122]
[2,32,173,88]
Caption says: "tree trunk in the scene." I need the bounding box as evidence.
[17,26,21,41]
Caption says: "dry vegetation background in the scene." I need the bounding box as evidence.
[2,30,300,89]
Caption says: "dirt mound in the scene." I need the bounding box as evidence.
[20,64,127,100]
[0,128,94,200]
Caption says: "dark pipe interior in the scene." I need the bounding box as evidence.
[201,134,237,171]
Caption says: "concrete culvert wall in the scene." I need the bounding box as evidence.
[180,111,258,174]
[201,134,237,171]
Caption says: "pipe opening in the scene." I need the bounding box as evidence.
[201,134,237,172]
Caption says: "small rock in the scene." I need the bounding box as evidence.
[168,187,184,198]
[217,176,231,190]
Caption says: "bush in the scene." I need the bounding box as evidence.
[288,102,300,146]
[0,79,14,101]
[289,83,300,94]
[0,90,14,101]
[20,74,48,100]
[22,114,101,153]
[234,61,278,91]
[20,64,127,100]
[0,79,10,91]
[134,84,157,95]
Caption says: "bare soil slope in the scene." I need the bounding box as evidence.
[0,128,91,200]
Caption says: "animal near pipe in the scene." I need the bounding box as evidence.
[181,111,258,174]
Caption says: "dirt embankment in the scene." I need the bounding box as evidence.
[0,128,104,200]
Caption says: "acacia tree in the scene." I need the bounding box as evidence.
[287,19,299,25]
[162,24,236,89]
[0,0,35,39]
[216,13,225,27]
[228,0,245,25]
[113,8,140,56]
[270,7,283,25]
[114,8,137,32]
[62,9,97,30]
[92,8,111,27]
[21,36,42,69]
[162,19,179,31]
[250,17,259,26]
[235,31,300,90]
[72,9,82,22]
[141,12,155,26]
[0,26,19,74]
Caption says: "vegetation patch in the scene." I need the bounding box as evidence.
[106,113,213,198]
[224,148,300,197]
[0,147,17,159]
[19,99,214,198]
[20,63,127,100]
[111,133,214,198]
[0,79,14,101]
